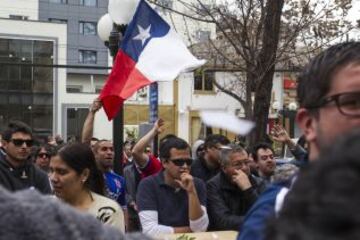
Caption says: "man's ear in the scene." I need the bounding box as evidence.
[296,108,318,143]
[1,140,8,150]
[162,159,168,169]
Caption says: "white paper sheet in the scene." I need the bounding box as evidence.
[200,111,255,135]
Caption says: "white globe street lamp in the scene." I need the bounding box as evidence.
[288,102,298,111]
[97,13,113,43]
[108,0,140,25]
[272,101,281,111]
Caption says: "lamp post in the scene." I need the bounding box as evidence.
[97,0,138,174]
[287,102,298,138]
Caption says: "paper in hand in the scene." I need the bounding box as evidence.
[200,111,255,136]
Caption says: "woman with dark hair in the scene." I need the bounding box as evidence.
[49,143,125,231]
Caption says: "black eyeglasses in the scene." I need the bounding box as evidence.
[10,139,33,147]
[169,158,193,166]
[315,92,360,117]
[38,153,50,159]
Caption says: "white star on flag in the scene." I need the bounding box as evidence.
[133,24,151,46]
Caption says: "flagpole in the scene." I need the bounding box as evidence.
[108,24,127,175]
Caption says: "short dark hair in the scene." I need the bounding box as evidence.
[2,120,32,142]
[265,129,360,240]
[252,142,274,162]
[297,42,360,112]
[58,143,105,195]
[204,134,230,150]
[159,136,190,161]
[92,139,110,153]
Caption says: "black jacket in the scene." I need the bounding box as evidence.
[207,171,266,231]
[190,157,219,182]
[0,152,51,194]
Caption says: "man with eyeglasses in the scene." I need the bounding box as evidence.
[252,143,276,183]
[207,144,266,231]
[136,136,209,235]
[238,42,360,240]
[0,121,51,194]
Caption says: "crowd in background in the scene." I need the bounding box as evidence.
[0,41,360,240]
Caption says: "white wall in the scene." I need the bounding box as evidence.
[177,72,241,141]
[0,18,67,136]
[0,0,39,20]
[177,70,285,141]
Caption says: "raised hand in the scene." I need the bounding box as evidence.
[175,173,196,193]
[89,98,102,113]
[271,124,291,143]
[154,118,165,134]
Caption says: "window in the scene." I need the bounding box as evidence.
[9,15,28,20]
[79,21,97,35]
[194,70,214,92]
[49,18,67,24]
[196,30,210,42]
[95,86,102,93]
[0,38,53,135]
[49,0,67,3]
[67,85,83,93]
[79,50,97,64]
[80,0,97,7]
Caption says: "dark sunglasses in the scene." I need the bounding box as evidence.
[38,153,50,159]
[10,139,33,147]
[169,158,193,166]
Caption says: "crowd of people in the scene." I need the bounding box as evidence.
[0,41,359,239]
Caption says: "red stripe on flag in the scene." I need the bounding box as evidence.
[100,50,151,120]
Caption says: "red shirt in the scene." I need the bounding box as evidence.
[139,154,162,179]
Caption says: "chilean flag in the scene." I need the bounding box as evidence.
[100,0,205,120]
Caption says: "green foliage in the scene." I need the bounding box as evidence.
[175,234,196,240]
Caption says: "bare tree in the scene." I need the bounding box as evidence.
[151,0,354,145]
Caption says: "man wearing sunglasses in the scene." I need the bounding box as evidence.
[238,42,360,240]
[136,136,209,235]
[0,121,51,194]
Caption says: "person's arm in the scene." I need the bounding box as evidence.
[207,179,245,230]
[237,184,285,240]
[232,170,259,210]
[271,124,295,147]
[131,119,164,168]
[81,98,102,144]
[176,173,209,232]
[139,210,191,235]
[136,177,181,235]
[271,124,308,160]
